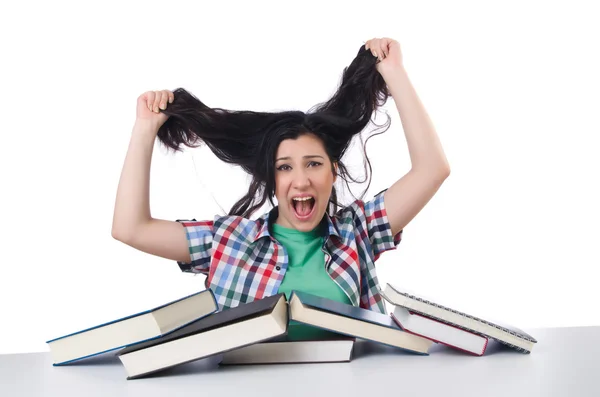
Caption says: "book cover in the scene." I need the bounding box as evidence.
[289,290,433,355]
[46,289,217,365]
[391,307,489,356]
[382,283,537,353]
[290,290,401,331]
[118,293,286,356]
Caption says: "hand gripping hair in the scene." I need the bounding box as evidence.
[156,44,392,218]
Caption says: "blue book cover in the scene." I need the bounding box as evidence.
[47,289,218,365]
[289,290,431,355]
[290,290,399,329]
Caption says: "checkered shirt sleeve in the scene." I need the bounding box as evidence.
[175,218,213,275]
[362,189,402,258]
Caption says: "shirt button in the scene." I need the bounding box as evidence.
[276,266,281,270]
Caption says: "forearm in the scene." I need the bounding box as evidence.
[384,66,450,174]
[111,120,158,240]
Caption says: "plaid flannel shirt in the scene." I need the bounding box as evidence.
[176,189,402,313]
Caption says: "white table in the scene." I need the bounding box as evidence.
[1,326,598,397]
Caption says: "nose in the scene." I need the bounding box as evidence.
[291,168,311,189]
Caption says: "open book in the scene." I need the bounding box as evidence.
[46,289,217,365]
[288,290,434,355]
[117,293,288,379]
[381,283,537,353]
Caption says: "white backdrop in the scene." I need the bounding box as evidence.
[1,0,598,354]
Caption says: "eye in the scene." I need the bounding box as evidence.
[308,161,322,167]
[276,164,291,171]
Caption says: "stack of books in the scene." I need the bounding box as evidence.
[46,284,537,379]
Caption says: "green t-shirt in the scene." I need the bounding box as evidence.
[272,221,352,341]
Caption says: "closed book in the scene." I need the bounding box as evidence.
[391,306,489,356]
[46,289,217,365]
[117,293,288,379]
[382,283,537,353]
[288,290,433,355]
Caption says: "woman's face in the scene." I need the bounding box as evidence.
[273,133,336,232]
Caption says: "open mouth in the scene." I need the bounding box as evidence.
[291,196,316,220]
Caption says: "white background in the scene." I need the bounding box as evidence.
[1,0,598,354]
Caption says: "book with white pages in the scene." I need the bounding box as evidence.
[381,283,537,353]
[117,293,289,379]
[288,290,433,355]
[46,289,218,365]
[390,305,489,356]
[220,334,355,365]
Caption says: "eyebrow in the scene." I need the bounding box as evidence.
[275,155,325,162]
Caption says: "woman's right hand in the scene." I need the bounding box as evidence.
[136,90,175,129]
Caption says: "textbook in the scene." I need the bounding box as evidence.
[46,289,218,365]
[117,293,288,379]
[220,334,355,365]
[381,283,537,353]
[390,305,489,356]
[288,290,434,355]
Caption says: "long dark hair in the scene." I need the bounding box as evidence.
[156,44,392,218]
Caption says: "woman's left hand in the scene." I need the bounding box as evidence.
[364,37,403,77]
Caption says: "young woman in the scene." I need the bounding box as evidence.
[112,37,450,339]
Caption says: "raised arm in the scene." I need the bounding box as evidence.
[111,90,191,264]
[365,38,451,236]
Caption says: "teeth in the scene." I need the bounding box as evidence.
[292,197,313,202]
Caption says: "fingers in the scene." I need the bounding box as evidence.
[146,90,173,113]
[373,39,381,61]
[366,38,380,60]
[159,91,170,111]
[145,91,156,111]
[365,38,393,61]
[152,91,162,113]
[366,39,375,57]
[379,39,388,60]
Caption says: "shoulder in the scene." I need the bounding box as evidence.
[331,189,401,255]
[333,189,387,225]
[210,210,269,242]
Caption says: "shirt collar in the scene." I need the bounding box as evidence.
[253,206,341,242]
